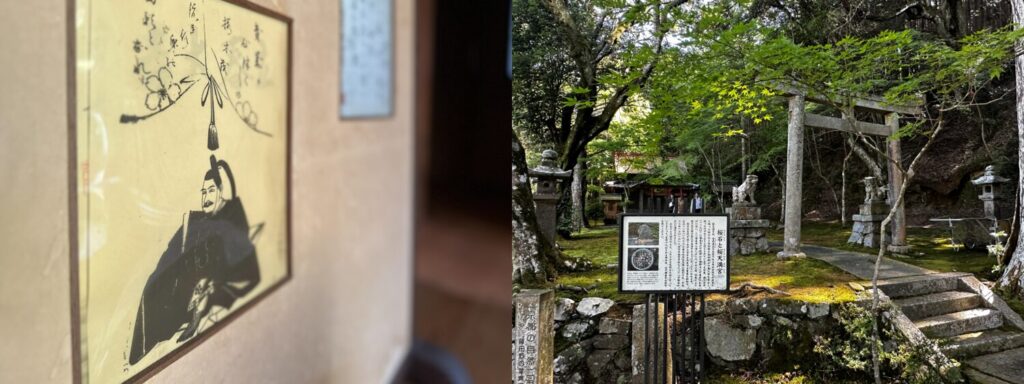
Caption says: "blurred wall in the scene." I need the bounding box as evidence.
[411,0,511,382]
[0,0,414,382]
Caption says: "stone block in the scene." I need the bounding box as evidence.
[745,228,766,238]
[554,343,587,376]
[703,300,726,316]
[731,206,762,220]
[740,238,757,255]
[887,244,913,254]
[731,219,771,229]
[555,298,576,322]
[729,237,741,257]
[848,212,890,248]
[850,220,864,232]
[593,334,630,351]
[758,299,808,315]
[577,297,615,318]
[847,231,863,244]
[599,318,632,335]
[704,317,757,361]
[877,273,963,299]
[730,220,770,256]
[851,214,887,222]
[631,304,672,383]
[614,351,631,371]
[587,350,618,378]
[806,303,829,319]
[727,298,758,314]
[774,316,798,330]
[755,237,768,250]
[733,314,764,329]
[860,201,889,216]
[514,289,555,384]
[561,319,595,341]
[917,308,1002,338]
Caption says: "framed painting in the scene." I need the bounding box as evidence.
[69,0,291,382]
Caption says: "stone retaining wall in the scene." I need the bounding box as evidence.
[701,297,834,369]
[550,297,841,383]
[552,297,632,384]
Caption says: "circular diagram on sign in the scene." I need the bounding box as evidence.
[630,248,655,270]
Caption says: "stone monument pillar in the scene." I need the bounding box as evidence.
[631,303,672,384]
[729,175,770,256]
[884,114,910,254]
[971,165,1008,222]
[848,176,890,248]
[528,150,571,242]
[779,95,807,259]
[513,289,555,384]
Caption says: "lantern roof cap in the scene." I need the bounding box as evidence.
[529,149,571,179]
[971,165,1009,185]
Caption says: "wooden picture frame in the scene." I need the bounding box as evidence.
[68,1,292,382]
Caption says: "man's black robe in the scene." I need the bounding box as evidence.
[128,198,260,364]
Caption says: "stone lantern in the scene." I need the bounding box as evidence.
[971,165,1009,220]
[529,149,571,241]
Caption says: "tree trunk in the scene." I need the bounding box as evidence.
[556,184,573,238]
[999,0,1024,294]
[841,141,852,227]
[571,160,585,232]
[1002,194,1019,268]
[846,134,885,181]
[771,162,786,228]
[513,131,560,285]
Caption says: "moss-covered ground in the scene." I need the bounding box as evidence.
[707,371,862,384]
[556,226,857,304]
[766,221,998,278]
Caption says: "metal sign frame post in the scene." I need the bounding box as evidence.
[620,214,729,384]
[641,293,706,384]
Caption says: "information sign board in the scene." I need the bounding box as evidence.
[618,214,730,292]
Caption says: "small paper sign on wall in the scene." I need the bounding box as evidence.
[618,214,730,293]
[339,0,394,119]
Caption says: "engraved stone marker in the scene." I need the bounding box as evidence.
[513,289,555,384]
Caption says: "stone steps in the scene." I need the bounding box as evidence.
[893,291,982,320]
[964,367,1018,384]
[884,273,1024,381]
[940,329,1024,360]
[914,308,1003,339]
[874,273,966,299]
[964,347,1024,384]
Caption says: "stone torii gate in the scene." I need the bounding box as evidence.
[776,87,924,258]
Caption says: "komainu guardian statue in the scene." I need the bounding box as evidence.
[732,174,758,205]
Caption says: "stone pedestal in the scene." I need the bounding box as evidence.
[514,289,555,384]
[729,204,770,256]
[534,193,559,243]
[848,201,891,248]
[631,303,672,384]
[887,244,913,254]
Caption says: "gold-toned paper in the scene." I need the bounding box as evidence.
[73,1,290,382]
